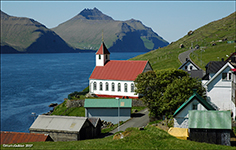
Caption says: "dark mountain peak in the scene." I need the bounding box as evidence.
[1,10,10,19]
[76,7,113,20]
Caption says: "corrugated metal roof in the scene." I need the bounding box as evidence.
[84,99,132,108]
[205,61,226,74]
[188,110,231,129]
[96,42,110,54]
[89,60,148,81]
[0,131,50,144]
[29,115,89,132]
[173,90,215,117]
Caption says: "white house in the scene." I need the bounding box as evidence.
[203,62,236,119]
[178,58,203,78]
[89,41,152,98]
[173,89,215,128]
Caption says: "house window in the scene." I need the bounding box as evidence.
[106,55,108,59]
[222,73,231,80]
[93,82,97,90]
[124,83,128,92]
[192,104,197,110]
[118,83,121,92]
[190,66,193,70]
[131,83,134,92]
[112,82,115,91]
[99,82,103,91]
[222,73,227,80]
[105,82,109,91]
[99,55,101,60]
[185,66,187,70]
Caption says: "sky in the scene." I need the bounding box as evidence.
[1,1,235,42]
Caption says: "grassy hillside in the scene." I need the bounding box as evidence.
[4,126,234,149]
[131,11,236,70]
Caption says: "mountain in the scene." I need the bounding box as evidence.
[52,8,169,52]
[1,10,76,53]
[130,11,236,70]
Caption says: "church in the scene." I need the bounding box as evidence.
[89,41,152,99]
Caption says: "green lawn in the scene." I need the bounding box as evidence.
[2,126,234,149]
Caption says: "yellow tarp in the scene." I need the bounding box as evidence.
[168,127,189,140]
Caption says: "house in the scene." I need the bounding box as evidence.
[202,62,235,119]
[173,89,216,128]
[178,58,203,78]
[29,115,101,142]
[84,98,132,124]
[202,60,226,80]
[89,41,152,98]
[188,110,231,146]
[0,131,53,144]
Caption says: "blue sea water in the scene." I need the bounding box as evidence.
[1,52,144,133]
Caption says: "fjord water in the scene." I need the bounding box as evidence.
[1,52,144,132]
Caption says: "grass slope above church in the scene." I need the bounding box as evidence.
[4,126,234,149]
[131,11,235,71]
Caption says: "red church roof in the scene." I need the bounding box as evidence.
[0,131,52,144]
[89,60,148,81]
[96,42,110,55]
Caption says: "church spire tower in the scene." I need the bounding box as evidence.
[95,32,110,66]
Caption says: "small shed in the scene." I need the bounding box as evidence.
[188,110,231,146]
[29,115,100,142]
[0,131,53,144]
[84,99,132,124]
[173,90,215,128]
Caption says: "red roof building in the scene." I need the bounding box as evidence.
[89,41,152,98]
[0,131,53,144]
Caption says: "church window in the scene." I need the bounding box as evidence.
[118,83,121,92]
[112,82,115,91]
[105,82,109,91]
[124,83,128,92]
[93,82,97,90]
[131,83,134,92]
[100,82,103,91]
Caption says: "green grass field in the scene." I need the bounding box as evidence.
[2,126,234,149]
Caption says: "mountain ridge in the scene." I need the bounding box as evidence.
[52,8,169,52]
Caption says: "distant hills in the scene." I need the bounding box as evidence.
[130,11,236,70]
[1,8,169,53]
[52,7,169,52]
[1,10,77,53]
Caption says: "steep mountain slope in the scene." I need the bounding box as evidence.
[1,10,76,53]
[131,11,236,70]
[52,8,169,52]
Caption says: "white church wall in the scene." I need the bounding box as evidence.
[89,79,138,98]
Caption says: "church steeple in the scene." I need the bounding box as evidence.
[95,38,110,66]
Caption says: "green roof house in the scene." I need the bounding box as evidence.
[173,89,215,128]
[188,110,231,146]
[84,99,132,124]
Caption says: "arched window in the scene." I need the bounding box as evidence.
[105,82,109,91]
[99,82,103,91]
[118,83,121,92]
[112,82,115,91]
[93,82,97,90]
[124,83,128,92]
[131,83,134,92]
